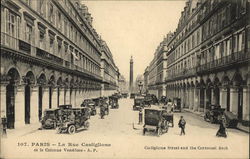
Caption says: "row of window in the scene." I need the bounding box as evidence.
[202,2,246,42]
[166,1,248,80]
[167,29,246,78]
[1,6,100,76]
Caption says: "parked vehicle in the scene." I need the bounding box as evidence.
[223,111,238,128]
[143,107,169,136]
[57,108,90,134]
[144,95,152,106]
[121,93,128,98]
[110,96,119,109]
[133,96,145,110]
[159,96,168,105]
[100,106,106,119]
[81,99,92,107]
[58,104,72,109]
[130,93,135,99]
[204,105,225,123]
[151,94,159,105]
[172,98,181,112]
[81,99,96,116]
[41,108,60,129]
[92,98,101,107]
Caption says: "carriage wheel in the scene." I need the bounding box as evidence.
[143,128,146,135]
[68,125,76,134]
[56,127,61,134]
[84,121,90,129]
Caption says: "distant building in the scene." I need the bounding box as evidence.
[143,33,172,98]
[118,75,128,93]
[100,40,120,96]
[134,75,144,94]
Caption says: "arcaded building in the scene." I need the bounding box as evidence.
[165,0,249,125]
[144,34,171,98]
[0,0,119,129]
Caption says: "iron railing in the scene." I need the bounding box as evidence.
[197,50,249,73]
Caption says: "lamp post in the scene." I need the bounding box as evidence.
[138,81,143,95]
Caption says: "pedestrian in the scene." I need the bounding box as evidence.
[216,115,227,138]
[138,108,143,124]
[178,116,186,135]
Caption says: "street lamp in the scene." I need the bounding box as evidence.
[138,81,143,95]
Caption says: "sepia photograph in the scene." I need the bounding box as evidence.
[0,0,249,159]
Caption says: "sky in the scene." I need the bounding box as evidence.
[84,1,186,81]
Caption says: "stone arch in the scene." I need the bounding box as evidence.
[24,71,35,85]
[190,81,195,87]
[37,73,47,85]
[48,75,55,85]
[6,68,21,128]
[222,75,231,86]
[206,78,213,88]
[232,72,244,86]
[200,79,206,88]
[7,67,21,83]
[57,77,63,86]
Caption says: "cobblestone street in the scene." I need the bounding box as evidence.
[2,98,249,159]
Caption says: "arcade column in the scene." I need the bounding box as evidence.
[15,84,25,128]
[65,87,70,104]
[219,87,227,109]
[43,86,50,110]
[59,86,64,105]
[0,83,7,118]
[193,87,199,111]
[242,86,250,121]
[30,85,39,123]
[230,87,238,115]
[51,86,58,108]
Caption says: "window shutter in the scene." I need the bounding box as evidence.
[242,31,245,50]
[16,16,20,38]
[6,9,9,34]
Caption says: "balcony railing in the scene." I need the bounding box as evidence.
[197,50,250,73]
[1,32,101,78]
[1,32,31,54]
[36,47,63,65]
[166,67,197,81]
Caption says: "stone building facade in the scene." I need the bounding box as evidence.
[165,0,249,125]
[0,0,119,129]
[118,75,128,93]
[144,34,172,98]
[100,40,119,96]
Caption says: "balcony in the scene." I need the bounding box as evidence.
[1,32,102,81]
[1,32,31,54]
[36,48,63,65]
[197,50,250,74]
[165,67,196,82]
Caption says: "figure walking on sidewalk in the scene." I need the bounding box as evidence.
[178,116,186,135]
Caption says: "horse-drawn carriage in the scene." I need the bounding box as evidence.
[109,95,119,109]
[143,107,169,136]
[133,96,145,110]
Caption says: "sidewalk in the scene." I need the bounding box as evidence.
[2,122,41,138]
[183,108,250,133]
